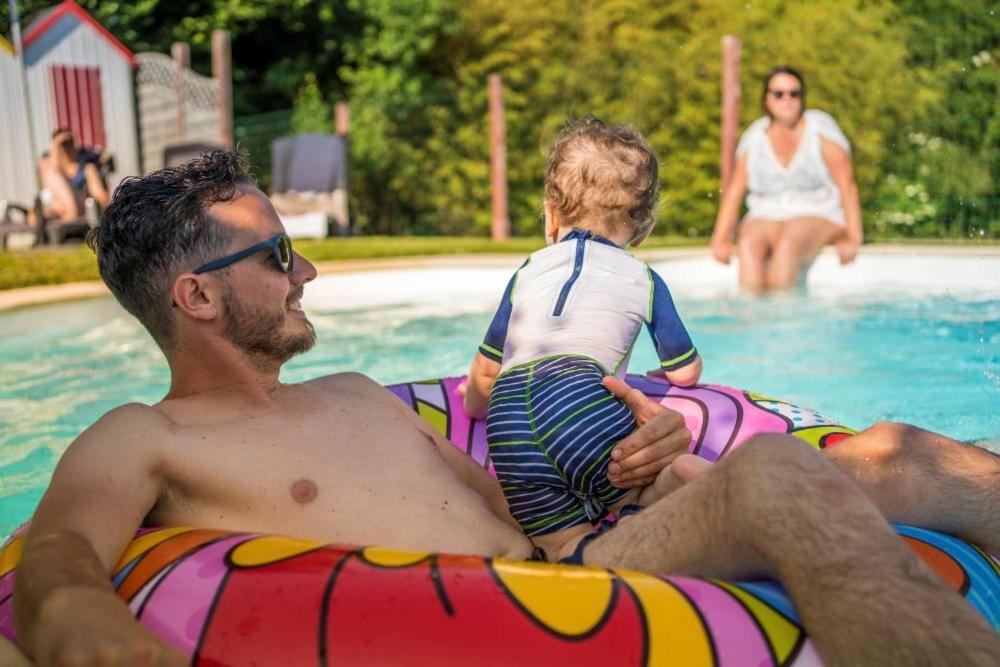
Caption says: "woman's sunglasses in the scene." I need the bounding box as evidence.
[193,233,294,275]
[768,89,802,100]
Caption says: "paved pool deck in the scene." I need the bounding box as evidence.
[1,243,997,312]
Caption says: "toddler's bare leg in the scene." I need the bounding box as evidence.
[584,435,999,666]
[531,524,592,562]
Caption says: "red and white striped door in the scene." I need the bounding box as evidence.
[50,64,106,149]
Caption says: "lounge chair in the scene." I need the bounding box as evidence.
[269,134,350,238]
[0,200,38,250]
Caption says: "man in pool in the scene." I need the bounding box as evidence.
[13,152,999,666]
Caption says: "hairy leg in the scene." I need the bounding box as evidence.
[584,435,999,665]
[765,217,841,289]
[735,219,778,292]
[825,421,1000,552]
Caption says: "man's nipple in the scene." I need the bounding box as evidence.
[291,478,319,504]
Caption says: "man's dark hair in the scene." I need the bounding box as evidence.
[761,66,806,117]
[87,150,253,348]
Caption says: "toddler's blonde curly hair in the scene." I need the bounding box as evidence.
[544,118,659,244]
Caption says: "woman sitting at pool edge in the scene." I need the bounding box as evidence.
[710,66,863,292]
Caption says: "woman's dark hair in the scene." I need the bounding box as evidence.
[761,66,805,117]
[87,150,253,348]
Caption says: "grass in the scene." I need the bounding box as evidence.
[0,235,703,291]
[0,245,101,291]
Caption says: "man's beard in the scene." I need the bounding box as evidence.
[221,288,316,366]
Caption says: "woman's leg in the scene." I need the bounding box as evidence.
[735,219,779,292]
[766,217,842,289]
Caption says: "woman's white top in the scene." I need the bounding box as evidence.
[736,109,850,227]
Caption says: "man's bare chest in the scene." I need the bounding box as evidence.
[154,403,449,516]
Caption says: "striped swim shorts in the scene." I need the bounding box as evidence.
[486,355,636,536]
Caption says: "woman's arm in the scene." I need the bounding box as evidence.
[463,352,501,420]
[820,137,862,265]
[710,154,749,264]
[83,163,110,210]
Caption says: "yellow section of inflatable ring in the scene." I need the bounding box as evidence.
[230,535,324,567]
[617,569,714,666]
[493,560,615,636]
[0,535,24,578]
[361,546,430,567]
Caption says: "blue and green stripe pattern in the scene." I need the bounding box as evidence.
[486,355,635,536]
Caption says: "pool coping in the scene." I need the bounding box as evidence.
[1,243,997,312]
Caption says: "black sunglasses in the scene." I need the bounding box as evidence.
[172,234,294,307]
[193,233,294,274]
[768,89,802,100]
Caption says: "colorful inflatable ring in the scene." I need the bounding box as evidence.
[1,375,997,666]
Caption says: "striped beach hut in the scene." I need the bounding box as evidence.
[0,36,37,206]
[15,0,139,197]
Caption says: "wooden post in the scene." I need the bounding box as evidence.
[334,102,350,136]
[488,74,510,241]
[171,42,190,143]
[720,36,741,194]
[212,30,233,148]
[333,102,351,234]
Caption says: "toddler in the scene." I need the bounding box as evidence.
[463,119,702,561]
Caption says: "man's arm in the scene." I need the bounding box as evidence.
[602,376,692,488]
[13,404,185,666]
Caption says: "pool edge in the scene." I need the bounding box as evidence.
[2,244,997,312]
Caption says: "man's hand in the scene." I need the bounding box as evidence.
[835,237,860,265]
[602,376,692,488]
[34,587,185,666]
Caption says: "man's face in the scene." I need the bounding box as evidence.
[221,283,316,364]
[206,188,318,363]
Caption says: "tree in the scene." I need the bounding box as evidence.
[291,73,331,135]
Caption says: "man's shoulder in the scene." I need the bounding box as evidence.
[305,371,387,397]
[91,402,168,431]
[65,402,171,464]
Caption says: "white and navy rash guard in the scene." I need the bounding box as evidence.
[479,229,697,378]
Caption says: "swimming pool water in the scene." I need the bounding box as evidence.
[1,256,998,538]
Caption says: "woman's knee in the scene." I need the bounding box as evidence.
[737,235,769,263]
